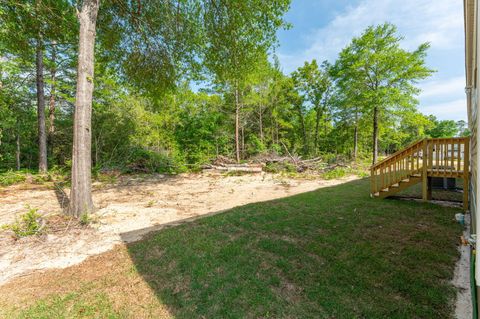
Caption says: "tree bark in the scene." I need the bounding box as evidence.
[259,106,264,143]
[241,125,245,158]
[234,84,240,163]
[296,105,308,155]
[314,104,321,154]
[70,0,99,217]
[16,128,20,171]
[275,121,279,144]
[353,108,358,161]
[372,106,378,164]
[353,124,358,161]
[36,35,48,173]
[48,41,57,158]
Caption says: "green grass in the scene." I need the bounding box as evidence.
[8,292,120,319]
[2,179,462,318]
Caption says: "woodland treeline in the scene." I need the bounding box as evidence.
[0,1,468,214]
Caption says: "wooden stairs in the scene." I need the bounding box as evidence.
[370,137,470,210]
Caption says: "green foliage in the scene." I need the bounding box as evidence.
[2,206,42,237]
[332,23,434,161]
[125,148,184,174]
[0,8,460,176]
[0,170,27,186]
[426,116,461,138]
[264,161,297,173]
[321,167,349,180]
[79,213,91,226]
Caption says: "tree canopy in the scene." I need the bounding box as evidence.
[0,1,464,216]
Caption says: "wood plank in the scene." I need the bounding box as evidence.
[457,142,462,171]
[428,141,433,169]
[422,139,428,201]
[451,139,455,176]
[371,167,375,194]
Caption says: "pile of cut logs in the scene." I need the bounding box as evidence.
[202,154,349,174]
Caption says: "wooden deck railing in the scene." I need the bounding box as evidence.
[370,137,470,208]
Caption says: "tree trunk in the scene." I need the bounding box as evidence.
[372,106,378,164]
[296,106,308,155]
[241,125,245,159]
[16,129,20,171]
[70,0,99,217]
[353,124,358,161]
[314,104,321,153]
[275,121,279,144]
[234,84,240,163]
[353,108,358,161]
[48,41,57,158]
[259,106,264,143]
[36,35,48,173]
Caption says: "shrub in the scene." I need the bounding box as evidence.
[0,170,27,186]
[125,148,182,174]
[79,213,91,225]
[2,207,42,237]
[247,135,267,157]
[321,167,349,180]
[264,161,297,173]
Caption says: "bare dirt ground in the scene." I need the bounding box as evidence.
[0,172,358,285]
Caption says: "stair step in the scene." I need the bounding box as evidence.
[391,183,399,188]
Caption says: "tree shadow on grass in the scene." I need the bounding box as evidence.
[122,178,463,319]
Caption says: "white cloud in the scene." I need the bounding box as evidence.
[279,0,463,72]
[419,98,467,121]
[419,76,466,99]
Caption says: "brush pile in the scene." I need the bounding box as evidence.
[203,153,350,174]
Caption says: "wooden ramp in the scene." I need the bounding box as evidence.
[370,137,470,210]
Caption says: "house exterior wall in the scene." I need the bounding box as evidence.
[465,0,480,313]
[465,0,477,233]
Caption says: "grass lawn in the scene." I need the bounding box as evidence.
[0,178,462,318]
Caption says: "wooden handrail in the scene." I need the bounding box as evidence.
[371,138,425,169]
[370,137,470,202]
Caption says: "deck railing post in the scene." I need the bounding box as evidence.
[370,167,375,196]
[422,139,428,201]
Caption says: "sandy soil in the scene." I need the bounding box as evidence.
[0,172,358,285]
[453,213,472,319]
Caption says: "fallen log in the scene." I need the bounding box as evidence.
[203,163,263,173]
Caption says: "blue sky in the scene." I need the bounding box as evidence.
[276,0,467,121]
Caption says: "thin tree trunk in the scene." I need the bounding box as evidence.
[48,41,57,158]
[16,129,20,171]
[234,84,240,163]
[353,108,359,161]
[275,121,279,144]
[314,105,321,153]
[241,125,245,159]
[70,0,99,217]
[259,106,264,143]
[353,124,358,161]
[372,106,378,164]
[36,34,48,173]
[296,106,308,155]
